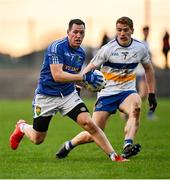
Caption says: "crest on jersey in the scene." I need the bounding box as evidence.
[121,52,129,60]
[75,55,82,63]
[95,101,103,109]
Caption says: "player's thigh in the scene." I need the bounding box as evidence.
[92,111,111,130]
[119,93,141,114]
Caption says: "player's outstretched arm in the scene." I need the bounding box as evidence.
[143,62,157,112]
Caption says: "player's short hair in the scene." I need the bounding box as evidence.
[68,19,85,30]
[116,16,133,30]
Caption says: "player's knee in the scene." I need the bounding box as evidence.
[133,107,141,126]
[31,135,45,145]
[131,103,141,117]
[128,106,140,124]
[82,119,98,134]
[134,107,141,117]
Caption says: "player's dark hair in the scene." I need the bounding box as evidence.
[116,16,133,30]
[68,19,85,30]
[143,26,149,31]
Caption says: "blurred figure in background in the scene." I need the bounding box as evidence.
[136,26,157,120]
[136,26,150,100]
[162,31,170,69]
[100,32,110,47]
[92,32,111,58]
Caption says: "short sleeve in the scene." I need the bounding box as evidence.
[91,46,109,67]
[48,44,64,64]
[141,46,151,64]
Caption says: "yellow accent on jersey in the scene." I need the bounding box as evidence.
[103,72,136,83]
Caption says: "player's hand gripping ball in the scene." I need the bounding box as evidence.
[83,70,106,92]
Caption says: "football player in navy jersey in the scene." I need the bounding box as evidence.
[56,17,157,159]
[10,19,127,162]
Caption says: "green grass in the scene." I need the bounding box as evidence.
[0,98,170,179]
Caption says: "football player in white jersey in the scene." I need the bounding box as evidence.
[10,19,127,162]
[56,17,157,159]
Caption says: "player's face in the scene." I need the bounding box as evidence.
[67,24,85,49]
[116,23,133,46]
[143,29,149,37]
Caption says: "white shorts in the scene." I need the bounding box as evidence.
[32,90,84,118]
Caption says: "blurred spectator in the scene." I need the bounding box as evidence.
[136,26,157,120]
[92,32,110,59]
[100,32,110,47]
[162,31,170,69]
[142,26,151,57]
[136,26,150,100]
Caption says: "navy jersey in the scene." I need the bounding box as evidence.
[35,37,85,96]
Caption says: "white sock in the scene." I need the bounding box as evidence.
[123,143,132,149]
[65,141,75,151]
[65,141,70,150]
[109,152,117,161]
[20,123,26,133]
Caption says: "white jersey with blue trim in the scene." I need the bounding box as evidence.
[36,37,85,96]
[136,40,152,76]
[91,38,151,97]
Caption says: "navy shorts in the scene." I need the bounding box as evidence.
[94,90,136,114]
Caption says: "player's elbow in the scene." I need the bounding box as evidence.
[52,72,63,82]
[53,76,61,82]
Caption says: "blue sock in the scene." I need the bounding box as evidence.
[65,141,74,150]
[68,141,74,149]
[124,139,133,148]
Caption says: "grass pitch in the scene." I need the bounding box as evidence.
[0,98,170,179]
